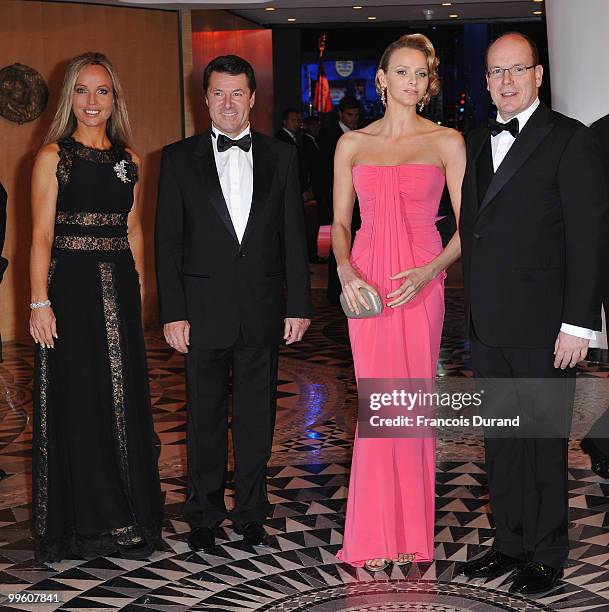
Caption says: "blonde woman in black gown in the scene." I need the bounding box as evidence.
[29,53,162,562]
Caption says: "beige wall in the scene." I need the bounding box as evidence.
[0,0,182,341]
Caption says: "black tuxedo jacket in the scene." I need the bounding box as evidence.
[302,133,326,203]
[591,113,609,181]
[274,129,309,192]
[155,130,312,348]
[318,124,343,190]
[591,113,609,310]
[460,103,608,348]
[274,128,296,147]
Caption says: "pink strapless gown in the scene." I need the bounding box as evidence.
[336,164,446,567]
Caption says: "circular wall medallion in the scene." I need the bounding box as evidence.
[0,63,49,124]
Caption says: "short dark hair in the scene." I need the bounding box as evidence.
[282,107,301,121]
[486,32,539,69]
[203,54,256,93]
[338,95,360,112]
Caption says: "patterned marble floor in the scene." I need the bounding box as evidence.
[1,287,609,611]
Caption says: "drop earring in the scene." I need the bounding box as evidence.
[419,100,425,112]
[381,87,387,108]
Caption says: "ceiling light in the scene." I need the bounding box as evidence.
[368,16,377,20]
[442,2,452,5]
[449,14,459,18]
[533,10,543,15]
[532,0,543,3]
[352,5,363,8]
[287,17,296,21]
[265,6,275,10]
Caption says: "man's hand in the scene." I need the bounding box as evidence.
[554,331,589,369]
[284,318,311,345]
[164,320,190,354]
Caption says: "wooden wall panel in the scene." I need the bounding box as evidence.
[0,1,182,341]
[190,12,273,136]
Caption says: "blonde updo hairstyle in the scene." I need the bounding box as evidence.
[375,33,440,108]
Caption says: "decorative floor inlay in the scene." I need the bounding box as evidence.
[1,288,609,610]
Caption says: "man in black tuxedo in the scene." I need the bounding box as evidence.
[318,95,360,227]
[275,107,302,147]
[459,33,607,594]
[319,96,361,302]
[581,112,609,474]
[0,181,7,363]
[275,108,321,261]
[302,116,325,263]
[275,107,310,196]
[302,115,323,202]
[156,56,312,552]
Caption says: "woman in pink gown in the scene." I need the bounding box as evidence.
[332,34,466,571]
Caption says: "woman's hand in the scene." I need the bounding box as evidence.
[338,262,379,315]
[387,264,436,308]
[30,306,57,348]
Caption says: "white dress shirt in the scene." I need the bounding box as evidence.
[491,99,596,341]
[338,120,350,134]
[491,98,539,171]
[211,124,253,244]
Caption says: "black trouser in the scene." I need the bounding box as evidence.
[586,412,609,454]
[183,335,278,528]
[304,200,319,261]
[585,297,609,454]
[470,330,574,569]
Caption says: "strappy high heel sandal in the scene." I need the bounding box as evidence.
[394,553,415,566]
[364,558,391,572]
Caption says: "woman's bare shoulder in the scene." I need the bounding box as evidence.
[338,122,383,151]
[37,142,60,158]
[435,126,465,155]
[34,143,61,171]
[125,147,141,165]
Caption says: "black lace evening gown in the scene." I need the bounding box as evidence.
[32,137,163,562]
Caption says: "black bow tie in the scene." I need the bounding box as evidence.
[488,117,519,138]
[216,133,252,153]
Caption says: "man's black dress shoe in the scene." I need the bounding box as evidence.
[581,438,609,478]
[187,526,215,553]
[458,549,523,580]
[234,522,268,546]
[508,562,564,595]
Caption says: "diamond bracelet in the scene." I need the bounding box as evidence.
[30,300,51,309]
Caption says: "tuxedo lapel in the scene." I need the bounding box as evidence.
[241,131,277,247]
[465,127,489,216]
[462,128,488,216]
[478,104,554,214]
[193,130,239,244]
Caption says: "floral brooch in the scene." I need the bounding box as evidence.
[113,159,131,183]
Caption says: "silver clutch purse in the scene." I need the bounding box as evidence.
[340,287,383,319]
